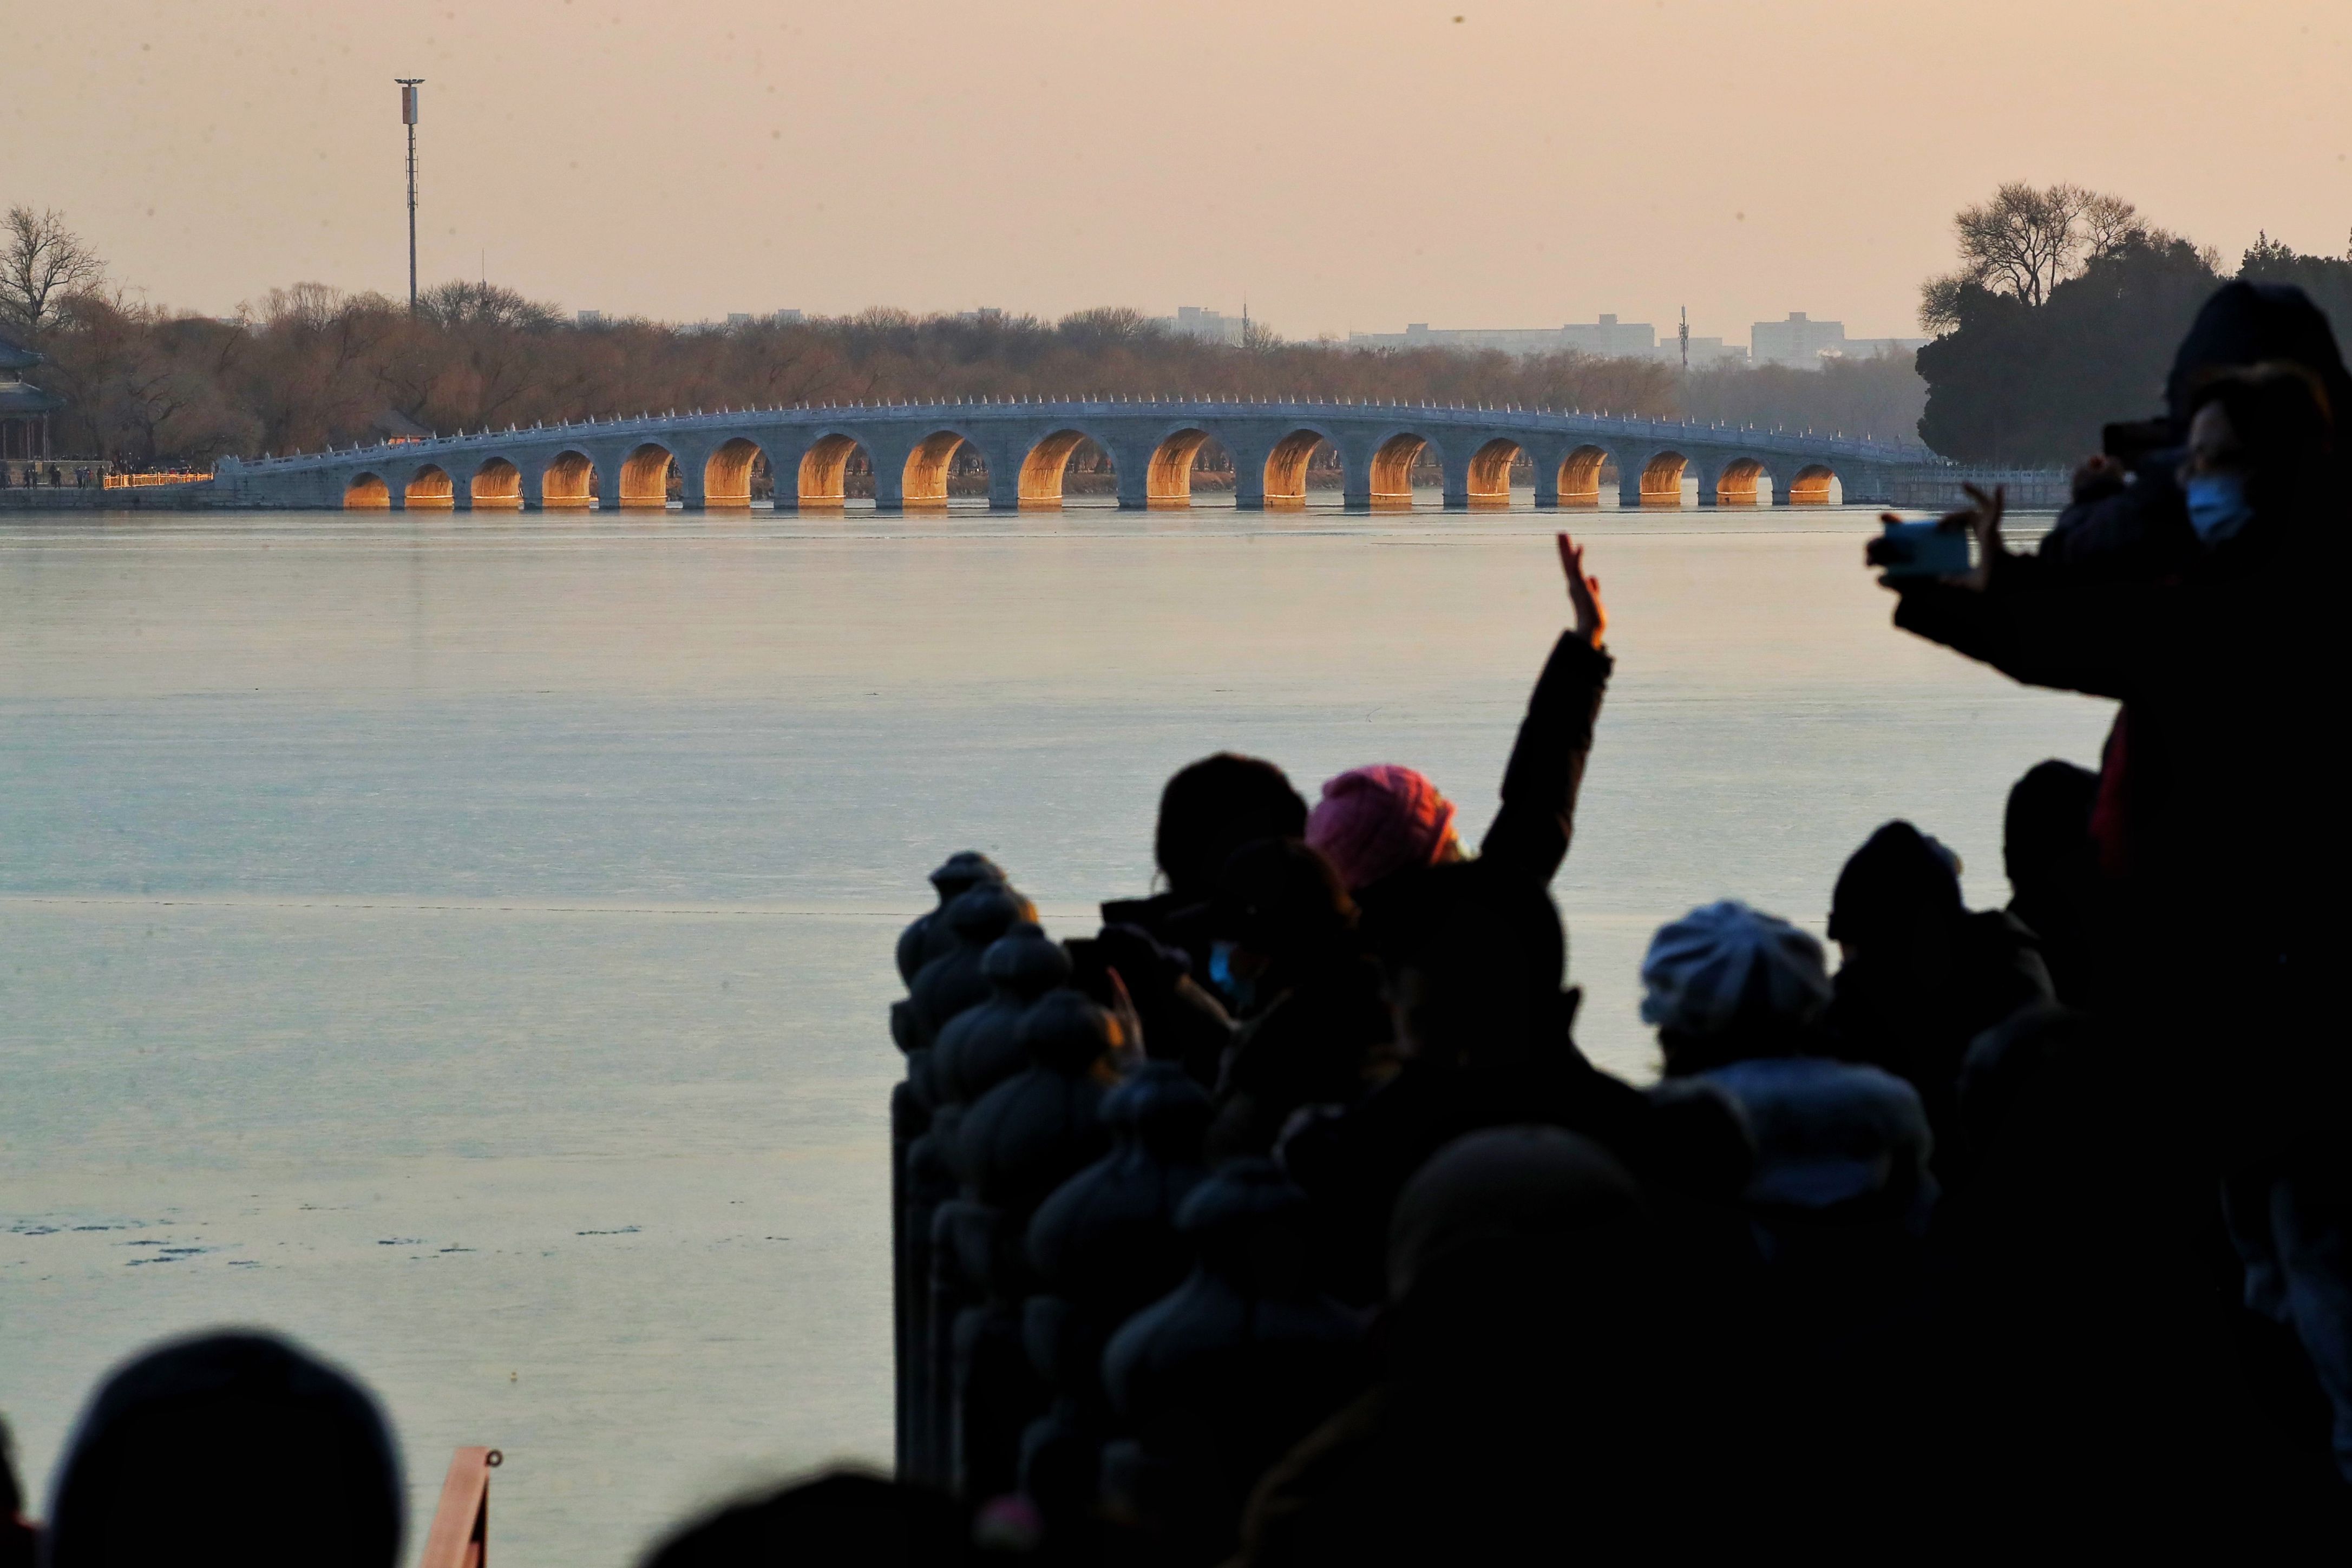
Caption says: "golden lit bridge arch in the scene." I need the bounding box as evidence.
[213,398,1928,513]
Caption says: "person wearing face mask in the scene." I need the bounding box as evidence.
[2005,280,2352,589]
[1198,836,1393,1165]
[1872,352,2352,1484]
[1877,356,2341,988]
[1881,360,2336,969]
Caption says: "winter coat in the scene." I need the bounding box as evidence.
[1476,632,1613,888]
[1823,909,2054,1168]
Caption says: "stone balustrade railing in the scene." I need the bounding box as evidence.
[888,855,1367,1556]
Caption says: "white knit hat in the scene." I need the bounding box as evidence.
[1640,900,1832,1037]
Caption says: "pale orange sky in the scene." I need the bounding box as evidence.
[8,0,2349,343]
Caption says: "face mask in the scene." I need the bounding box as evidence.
[1208,940,1256,1013]
[2185,473,2253,544]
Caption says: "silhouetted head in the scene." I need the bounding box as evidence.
[1153,754,1308,901]
[1363,861,1568,1068]
[1384,1128,1654,1392]
[47,1331,402,1568]
[2180,362,2339,534]
[2003,760,2099,902]
[1387,1125,1644,1303]
[1305,765,1462,893]
[1641,900,1832,1075]
[1209,838,1354,960]
[639,1469,965,1567]
[1827,821,1963,957]
[2167,280,2352,428]
[1200,837,1355,1015]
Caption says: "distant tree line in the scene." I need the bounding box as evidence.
[1914,182,2352,464]
[6,207,1932,468]
[1678,352,1924,448]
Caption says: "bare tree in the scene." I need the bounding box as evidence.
[1056,306,1157,350]
[416,279,564,332]
[2078,192,2150,260]
[1,206,106,339]
[1960,183,2094,305]
[1918,183,2157,330]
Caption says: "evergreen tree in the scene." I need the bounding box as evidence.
[1916,233,2223,463]
[2236,230,2352,348]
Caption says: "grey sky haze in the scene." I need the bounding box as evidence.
[8,0,2349,340]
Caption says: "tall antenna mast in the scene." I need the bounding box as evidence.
[397,79,424,310]
[1679,305,1689,372]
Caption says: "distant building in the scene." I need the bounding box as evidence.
[1154,306,1246,345]
[1669,336,1750,369]
[1347,314,1661,358]
[775,310,804,325]
[726,313,754,327]
[577,310,605,326]
[1751,312,1925,368]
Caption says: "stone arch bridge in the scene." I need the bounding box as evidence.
[214,398,1930,512]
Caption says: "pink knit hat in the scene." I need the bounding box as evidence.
[1306,765,1459,891]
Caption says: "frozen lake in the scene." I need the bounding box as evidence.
[0,499,2109,1563]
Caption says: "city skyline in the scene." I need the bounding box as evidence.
[5,0,2348,339]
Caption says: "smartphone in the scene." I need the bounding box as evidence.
[1877,519,1970,579]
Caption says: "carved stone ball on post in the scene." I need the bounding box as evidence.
[1099,1159,1371,1557]
[1018,1062,1214,1517]
[905,883,1033,1053]
[897,850,1007,986]
[929,931,1073,1112]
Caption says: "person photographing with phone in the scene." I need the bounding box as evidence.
[1869,304,2352,1485]
[1869,358,2340,977]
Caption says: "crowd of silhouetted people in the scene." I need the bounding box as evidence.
[7,279,2349,1564]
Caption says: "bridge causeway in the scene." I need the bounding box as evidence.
[213,397,1953,512]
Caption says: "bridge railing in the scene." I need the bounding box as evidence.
[224,397,1934,474]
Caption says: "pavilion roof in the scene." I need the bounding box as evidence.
[0,380,64,415]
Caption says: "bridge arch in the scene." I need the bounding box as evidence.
[1019,428,1115,508]
[703,438,765,508]
[543,449,597,508]
[1714,456,1770,507]
[1639,451,1691,507]
[903,429,985,507]
[404,464,455,509]
[1146,427,1226,507]
[471,456,523,509]
[1786,463,1840,504]
[617,442,678,508]
[1557,445,1614,506]
[1262,428,1338,506]
[1464,437,1525,506]
[1368,430,1436,504]
[344,471,391,509]
[796,432,870,507]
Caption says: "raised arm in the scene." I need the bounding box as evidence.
[1479,533,1614,886]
